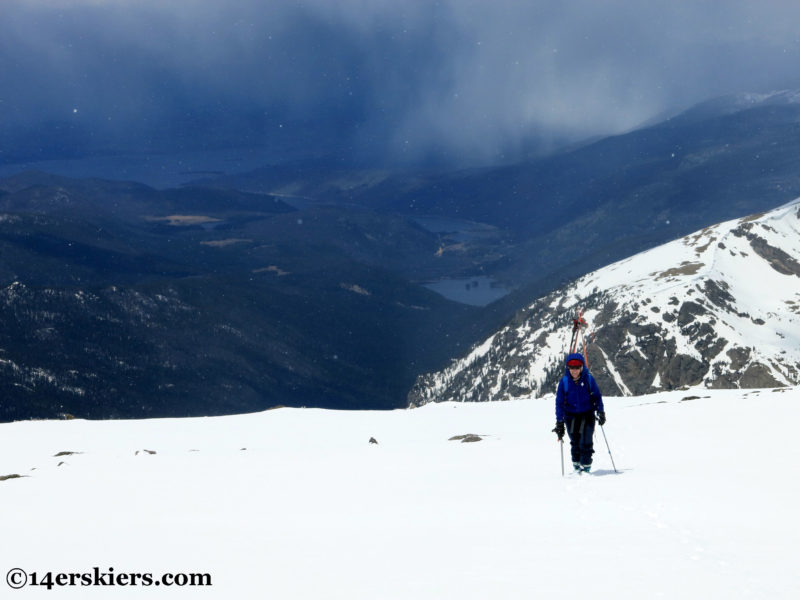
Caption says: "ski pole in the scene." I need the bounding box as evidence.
[559,438,564,476]
[599,424,618,473]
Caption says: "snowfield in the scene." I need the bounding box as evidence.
[1,388,798,599]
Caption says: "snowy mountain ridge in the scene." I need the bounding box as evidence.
[409,198,800,405]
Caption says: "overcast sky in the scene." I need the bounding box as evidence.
[2,0,800,167]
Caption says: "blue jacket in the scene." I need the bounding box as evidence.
[555,352,604,422]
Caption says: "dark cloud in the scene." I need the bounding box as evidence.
[2,0,800,167]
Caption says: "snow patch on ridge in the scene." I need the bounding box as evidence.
[597,346,632,396]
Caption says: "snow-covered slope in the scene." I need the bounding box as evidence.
[410,199,800,405]
[1,389,798,599]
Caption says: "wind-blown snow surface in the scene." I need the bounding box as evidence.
[1,388,798,599]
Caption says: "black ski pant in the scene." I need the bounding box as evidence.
[565,412,595,466]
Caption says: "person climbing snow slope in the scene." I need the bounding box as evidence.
[553,352,605,473]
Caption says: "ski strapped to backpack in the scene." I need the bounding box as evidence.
[568,309,590,367]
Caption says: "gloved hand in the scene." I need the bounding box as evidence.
[552,421,565,440]
[597,411,606,426]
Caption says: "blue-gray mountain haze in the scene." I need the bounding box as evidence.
[1,1,800,419]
